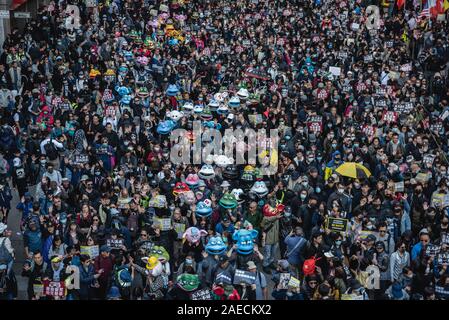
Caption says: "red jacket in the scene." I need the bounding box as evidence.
[94,255,113,283]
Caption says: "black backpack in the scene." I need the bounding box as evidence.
[44,139,58,160]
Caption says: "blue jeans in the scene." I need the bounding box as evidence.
[263,243,279,267]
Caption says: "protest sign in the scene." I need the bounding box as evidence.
[43,281,66,297]
[107,238,124,249]
[441,233,449,245]
[288,276,300,288]
[105,105,116,116]
[74,154,89,165]
[423,154,436,166]
[425,244,441,257]
[351,23,360,31]
[382,110,398,123]
[154,218,172,231]
[376,87,386,95]
[174,222,186,239]
[341,293,364,300]
[394,181,404,193]
[148,195,167,208]
[279,273,291,289]
[326,217,349,233]
[416,172,430,184]
[307,115,323,133]
[80,245,99,259]
[362,125,376,139]
[358,231,379,241]
[393,102,413,114]
[191,289,212,300]
[364,54,373,63]
[329,66,341,76]
[33,283,44,296]
[233,269,257,285]
[431,193,445,208]
[317,89,329,100]
[245,67,270,81]
[437,252,449,265]
[400,63,412,72]
[376,99,387,107]
[216,272,233,284]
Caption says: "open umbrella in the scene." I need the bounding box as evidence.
[335,162,372,179]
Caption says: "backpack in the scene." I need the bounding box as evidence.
[303,255,321,276]
[0,238,13,265]
[44,139,58,160]
[0,126,14,152]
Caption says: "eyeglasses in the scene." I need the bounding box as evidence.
[379,230,387,233]
[309,281,317,285]
[140,234,148,237]
[93,218,99,221]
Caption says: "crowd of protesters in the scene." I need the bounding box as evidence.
[1,0,449,300]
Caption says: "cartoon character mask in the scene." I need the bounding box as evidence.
[205,236,227,255]
[251,181,268,197]
[237,88,249,100]
[223,165,239,180]
[262,203,285,217]
[180,190,196,205]
[166,84,179,97]
[217,104,229,115]
[198,164,215,180]
[142,256,163,276]
[177,273,200,292]
[194,104,204,114]
[231,188,244,203]
[115,85,131,97]
[182,102,194,113]
[185,174,199,189]
[232,229,259,255]
[136,87,149,98]
[208,99,220,111]
[150,245,170,262]
[214,155,233,168]
[173,182,190,196]
[167,110,184,122]
[219,193,238,209]
[183,227,207,244]
[195,201,212,218]
[228,96,240,108]
[200,107,213,121]
[157,119,176,135]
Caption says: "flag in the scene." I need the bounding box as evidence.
[419,0,432,19]
[430,0,444,15]
[397,0,405,8]
[444,0,449,11]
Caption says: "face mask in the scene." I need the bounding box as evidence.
[353,143,359,148]
[335,240,342,246]
[354,182,360,188]
[315,187,321,193]
[338,188,344,194]
[300,194,307,200]
[332,143,337,148]
[317,157,322,162]
[302,181,308,187]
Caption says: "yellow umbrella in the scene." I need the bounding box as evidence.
[335,162,371,179]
